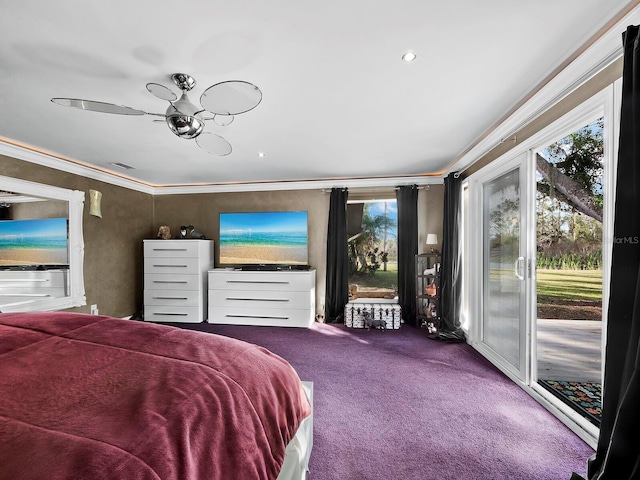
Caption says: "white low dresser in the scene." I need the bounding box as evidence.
[0,269,68,306]
[143,239,213,323]
[207,269,316,328]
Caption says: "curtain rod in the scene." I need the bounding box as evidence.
[321,185,431,194]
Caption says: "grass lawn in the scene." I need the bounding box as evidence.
[351,266,602,304]
[350,262,398,289]
[537,269,602,303]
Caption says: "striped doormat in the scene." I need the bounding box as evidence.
[538,379,602,426]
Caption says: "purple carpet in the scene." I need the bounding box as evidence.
[176,322,594,479]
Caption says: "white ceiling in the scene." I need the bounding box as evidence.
[0,0,635,189]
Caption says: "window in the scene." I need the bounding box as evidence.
[347,199,398,298]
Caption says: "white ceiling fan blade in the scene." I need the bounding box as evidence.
[200,81,262,115]
[146,83,177,102]
[51,98,146,115]
[195,133,232,156]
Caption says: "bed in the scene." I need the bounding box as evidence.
[0,312,312,480]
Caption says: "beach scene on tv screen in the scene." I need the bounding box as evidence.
[0,218,68,266]
[219,211,308,265]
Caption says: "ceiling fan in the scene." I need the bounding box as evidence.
[51,73,262,156]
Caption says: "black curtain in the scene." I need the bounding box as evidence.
[572,25,640,480]
[325,188,349,323]
[396,185,418,326]
[437,173,466,342]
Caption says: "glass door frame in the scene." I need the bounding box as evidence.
[526,87,617,444]
[468,151,532,385]
[464,83,619,449]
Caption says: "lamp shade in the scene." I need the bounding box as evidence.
[426,233,438,245]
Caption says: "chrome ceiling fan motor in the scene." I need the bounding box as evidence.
[165,74,205,139]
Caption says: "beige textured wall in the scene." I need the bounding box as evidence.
[0,155,154,317]
[418,185,444,254]
[11,199,67,219]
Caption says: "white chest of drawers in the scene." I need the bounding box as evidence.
[143,239,213,323]
[207,269,316,328]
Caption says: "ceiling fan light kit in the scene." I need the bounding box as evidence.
[51,73,262,157]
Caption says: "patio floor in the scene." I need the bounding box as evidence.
[536,318,602,383]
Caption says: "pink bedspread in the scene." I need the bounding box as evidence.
[0,312,310,480]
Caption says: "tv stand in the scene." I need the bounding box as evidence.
[207,269,316,327]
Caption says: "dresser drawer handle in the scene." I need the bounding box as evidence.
[153,264,188,268]
[226,297,289,302]
[226,280,290,285]
[225,314,289,320]
[153,280,188,284]
[152,248,188,251]
[153,312,189,316]
[153,296,188,300]
[0,293,50,297]
[0,279,49,283]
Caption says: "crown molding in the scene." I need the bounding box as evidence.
[0,141,156,195]
[0,140,443,195]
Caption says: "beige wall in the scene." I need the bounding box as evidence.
[0,155,154,318]
[418,185,444,254]
[0,154,445,318]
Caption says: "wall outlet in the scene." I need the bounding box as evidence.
[90,304,99,315]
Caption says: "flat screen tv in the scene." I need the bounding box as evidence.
[219,211,308,267]
[0,217,69,268]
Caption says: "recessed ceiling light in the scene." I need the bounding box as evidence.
[257,152,266,158]
[402,51,417,62]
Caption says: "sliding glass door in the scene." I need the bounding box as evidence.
[533,118,604,429]
[472,153,529,382]
[464,86,617,447]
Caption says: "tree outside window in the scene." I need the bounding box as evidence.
[348,200,398,293]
